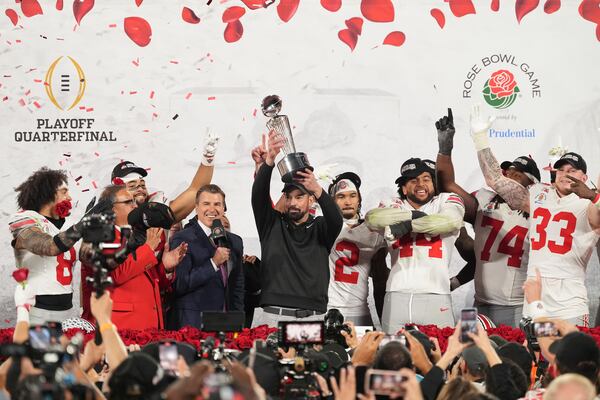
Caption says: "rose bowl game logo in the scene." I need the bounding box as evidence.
[482,69,520,109]
[44,56,86,111]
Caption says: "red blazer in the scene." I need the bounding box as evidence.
[80,229,173,330]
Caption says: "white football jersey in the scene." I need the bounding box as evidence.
[473,189,529,306]
[327,222,386,309]
[528,184,600,280]
[385,193,464,294]
[9,210,76,296]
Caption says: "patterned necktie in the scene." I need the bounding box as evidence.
[219,263,228,287]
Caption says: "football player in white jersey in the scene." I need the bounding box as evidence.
[326,172,388,326]
[110,133,219,223]
[435,108,540,326]
[470,105,600,326]
[9,168,110,324]
[366,158,465,333]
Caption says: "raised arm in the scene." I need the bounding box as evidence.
[565,175,600,231]
[168,133,217,223]
[470,105,530,214]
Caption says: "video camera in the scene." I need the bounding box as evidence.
[324,309,352,348]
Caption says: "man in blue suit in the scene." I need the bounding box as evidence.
[166,184,244,330]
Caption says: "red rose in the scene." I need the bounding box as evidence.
[235,335,254,349]
[112,177,125,185]
[12,268,29,285]
[54,200,72,218]
[488,70,517,98]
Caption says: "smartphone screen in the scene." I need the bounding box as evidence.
[279,321,324,346]
[460,308,478,343]
[29,326,51,350]
[366,369,408,395]
[534,322,558,337]
[379,334,406,348]
[159,343,179,376]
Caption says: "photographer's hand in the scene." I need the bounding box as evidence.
[330,366,356,400]
[404,329,433,374]
[341,321,359,349]
[436,322,467,370]
[351,331,385,366]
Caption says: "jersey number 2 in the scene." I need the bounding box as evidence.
[334,241,360,284]
[56,248,76,285]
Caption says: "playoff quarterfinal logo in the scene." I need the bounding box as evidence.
[482,69,520,109]
[44,56,86,111]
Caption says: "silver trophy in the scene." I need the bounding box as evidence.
[261,95,313,183]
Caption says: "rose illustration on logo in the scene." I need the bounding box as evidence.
[482,69,520,109]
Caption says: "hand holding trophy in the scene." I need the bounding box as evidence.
[261,95,313,183]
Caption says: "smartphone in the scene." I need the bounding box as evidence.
[46,321,62,344]
[278,321,324,347]
[29,326,51,351]
[379,334,406,348]
[534,321,559,337]
[460,308,478,343]
[365,369,408,395]
[158,343,179,376]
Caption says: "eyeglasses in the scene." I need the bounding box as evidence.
[113,199,136,206]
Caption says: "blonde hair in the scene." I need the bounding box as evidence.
[544,373,596,400]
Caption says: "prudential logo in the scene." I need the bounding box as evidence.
[44,56,86,111]
[482,69,520,109]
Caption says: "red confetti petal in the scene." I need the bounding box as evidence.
[73,0,94,25]
[447,0,476,17]
[383,31,405,46]
[208,96,216,100]
[277,0,299,22]
[338,29,357,51]
[33,101,41,108]
[222,6,245,22]
[345,17,363,35]
[360,0,394,23]
[430,8,445,28]
[579,0,600,24]
[5,9,18,25]
[185,92,192,99]
[224,19,243,42]
[21,0,42,17]
[516,0,539,23]
[321,0,341,12]
[491,0,500,11]
[124,16,152,47]
[135,0,143,6]
[182,6,200,24]
[56,0,63,10]
[544,0,560,13]
[241,0,265,9]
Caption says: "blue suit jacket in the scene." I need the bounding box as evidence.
[166,219,244,330]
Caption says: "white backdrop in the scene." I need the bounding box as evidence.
[1,0,600,327]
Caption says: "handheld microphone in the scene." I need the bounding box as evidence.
[210,219,229,248]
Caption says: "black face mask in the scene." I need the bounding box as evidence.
[46,216,66,229]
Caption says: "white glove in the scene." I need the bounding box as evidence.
[14,284,35,322]
[365,208,412,229]
[202,131,220,166]
[470,104,495,151]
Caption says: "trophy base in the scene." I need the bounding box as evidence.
[277,152,313,183]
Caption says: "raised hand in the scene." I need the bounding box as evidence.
[265,130,285,166]
[202,131,220,166]
[566,175,597,200]
[251,134,268,171]
[470,104,495,151]
[162,241,189,271]
[436,107,455,155]
[294,169,323,199]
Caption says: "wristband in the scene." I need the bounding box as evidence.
[528,300,547,320]
[16,306,30,323]
[53,234,70,253]
[99,322,115,333]
[471,130,490,151]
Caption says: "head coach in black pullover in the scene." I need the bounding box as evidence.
[250,130,343,327]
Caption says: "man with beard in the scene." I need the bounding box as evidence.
[9,167,110,323]
[326,172,388,325]
[435,108,540,327]
[470,105,600,325]
[251,130,343,327]
[110,133,218,222]
[366,158,465,332]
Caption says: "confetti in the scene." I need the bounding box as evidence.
[149,91,154,98]
[516,0,539,23]
[321,0,341,12]
[24,89,30,96]
[208,96,216,100]
[73,0,94,25]
[75,175,82,182]
[182,6,200,24]
[132,58,139,66]
[338,29,358,51]
[277,0,299,22]
[345,17,363,35]
[94,152,100,156]
[21,0,43,18]
[5,9,18,26]
[18,98,26,106]
[152,112,158,118]
[431,8,445,28]
[63,153,71,157]
[227,161,237,164]
[86,107,93,112]
[92,180,97,188]
[142,129,150,132]
[56,0,63,11]
[491,0,500,11]
[252,108,257,117]
[129,91,137,94]
[172,114,179,120]
[224,20,243,42]
[81,188,90,192]
[108,23,117,27]
[2,96,8,101]
[222,6,245,22]
[383,31,405,46]
[124,16,152,47]
[361,0,394,22]
[169,60,179,64]
[185,92,192,99]
[447,0,476,18]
